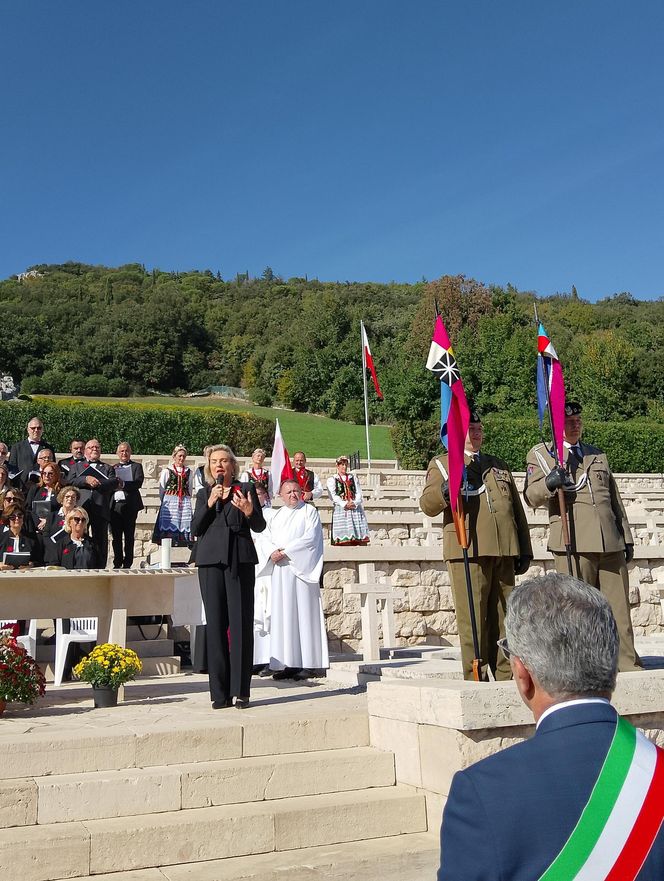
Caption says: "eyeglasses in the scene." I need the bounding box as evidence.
[71,516,85,524]
[8,514,24,521]
[497,637,512,659]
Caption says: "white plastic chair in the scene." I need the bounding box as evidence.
[0,619,37,659]
[54,618,98,686]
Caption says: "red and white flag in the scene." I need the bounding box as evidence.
[362,323,383,400]
[270,418,294,495]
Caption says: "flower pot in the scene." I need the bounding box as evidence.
[92,686,118,708]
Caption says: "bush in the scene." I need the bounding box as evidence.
[392,415,664,473]
[0,398,275,457]
[249,386,273,407]
[340,400,365,425]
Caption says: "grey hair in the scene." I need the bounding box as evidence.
[203,444,239,484]
[505,573,618,698]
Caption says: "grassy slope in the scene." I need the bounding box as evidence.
[41,395,395,459]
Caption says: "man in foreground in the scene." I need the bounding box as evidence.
[524,400,640,671]
[438,573,664,881]
[262,479,328,681]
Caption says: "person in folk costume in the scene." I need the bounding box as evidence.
[437,574,664,881]
[191,444,265,709]
[153,444,194,547]
[239,448,273,497]
[261,479,328,681]
[327,455,370,546]
[250,482,276,674]
[523,400,640,672]
[292,451,323,502]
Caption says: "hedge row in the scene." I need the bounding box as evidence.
[392,416,664,473]
[0,399,275,457]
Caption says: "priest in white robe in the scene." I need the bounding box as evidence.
[260,479,328,681]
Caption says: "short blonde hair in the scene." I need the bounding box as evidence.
[57,486,80,505]
[64,506,89,534]
[204,444,239,484]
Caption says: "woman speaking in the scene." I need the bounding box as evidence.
[192,444,265,710]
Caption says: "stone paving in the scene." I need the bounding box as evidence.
[0,672,367,737]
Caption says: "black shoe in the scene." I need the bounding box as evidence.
[235,697,250,709]
[252,664,267,675]
[272,668,296,680]
[258,667,274,678]
[292,668,314,681]
[212,699,233,709]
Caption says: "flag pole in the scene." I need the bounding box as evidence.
[534,305,573,575]
[433,299,482,681]
[360,320,372,470]
[452,494,483,682]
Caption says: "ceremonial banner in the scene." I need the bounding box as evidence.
[537,322,566,465]
[361,323,383,400]
[426,317,470,512]
[270,419,293,493]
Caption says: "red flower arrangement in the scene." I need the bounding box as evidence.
[0,631,46,705]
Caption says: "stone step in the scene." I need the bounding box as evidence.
[65,831,440,881]
[0,711,369,779]
[18,747,395,826]
[1,786,427,880]
[127,638,175,657]
[137,655,181,676]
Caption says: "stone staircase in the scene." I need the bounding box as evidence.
[0,706,435,881]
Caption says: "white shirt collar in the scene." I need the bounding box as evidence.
[536,697,611,729]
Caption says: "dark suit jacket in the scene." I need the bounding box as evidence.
[0,530,43,566]
[192,482,265,567]
[110,461,144,515]
[57,537,98,569]
[438,702,664,881]
[57,455,85,478]
[66,460,119,521]
[8,438,55,486]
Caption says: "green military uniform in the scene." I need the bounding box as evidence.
[523,440,639,672]
[420,451,532,681]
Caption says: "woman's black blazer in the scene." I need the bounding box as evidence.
[57,538,98,569]
[191,482,265,567]
[0,530,44,566]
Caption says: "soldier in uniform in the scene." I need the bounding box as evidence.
[523,401,640,672]
[420,412,532,681]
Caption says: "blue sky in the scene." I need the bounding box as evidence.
[1,1,663,300]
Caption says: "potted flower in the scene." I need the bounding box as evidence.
[73,643,142,707]
[0,631,46,713]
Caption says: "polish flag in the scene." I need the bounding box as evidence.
[362,323,383,400]
[270,419,294,495]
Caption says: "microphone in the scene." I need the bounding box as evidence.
[215,474,223,513]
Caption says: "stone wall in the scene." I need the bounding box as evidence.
[322,549,664,653]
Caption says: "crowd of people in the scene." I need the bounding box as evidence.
[0,418,370,707]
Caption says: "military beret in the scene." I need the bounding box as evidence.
[564,401,583,416]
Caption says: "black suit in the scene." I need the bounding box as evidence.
[192,482,265,703]
[65,460,118,567]
[0,530,43,566]
[56,537,98,569]
[57,455,85,479]
[110,461,144,569]
[8,438,55,488]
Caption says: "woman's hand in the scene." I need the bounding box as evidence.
[270,549,287,563]
[207,484,225,508]
[344,500,356,510]
[0,563,14,571]
[232,490,254,517]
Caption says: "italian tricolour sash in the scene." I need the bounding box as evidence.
[539,717,664,880]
